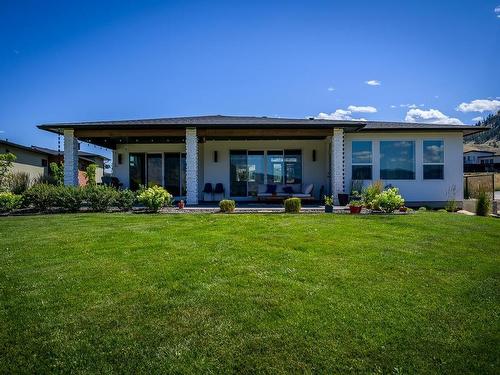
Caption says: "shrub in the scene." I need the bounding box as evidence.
[32,173,57,185]
[49,162,64,185]
[219,199,236,213]
[362,180,383,208]
[372,187,405,213]
[444,199,458,213]
[476,190,490,217]
[84,164,97,186]
[0,153,16,192]
[23,183,59,211]
[418,207,427,211]
[284,197,301,213]
[9,172,30,194]
[0,192,22,212]
[84,185,119,212]
[57,186,84,212]
[137,186,172,212]
[116,189,136,211]
[349,200,363,207]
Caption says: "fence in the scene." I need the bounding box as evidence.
[463,173,495,200]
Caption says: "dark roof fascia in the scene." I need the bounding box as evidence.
[0,140,50,156]
[463,150,495,154]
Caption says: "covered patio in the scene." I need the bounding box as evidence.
[39,115,359,205]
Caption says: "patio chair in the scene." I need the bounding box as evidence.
[214,183,225,199]
[202,183,213,201]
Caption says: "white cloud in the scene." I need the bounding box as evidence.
[456,99,500,113]
[316,110,366,121]
[327,87,335,92]
[400,104,418,108]
[471,116,483,122]
[365,80,381,86]
[405,108,464,125]
[347,105,377,113]
[0,130,4,133]
[495,6,500,16]
[390,105,397,108]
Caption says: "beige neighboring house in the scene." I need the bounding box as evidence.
[1,139,107,185]
[0,140,49,179]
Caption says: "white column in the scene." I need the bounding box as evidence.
[185,128,199,205]
[331,128,345,204]
[63,129,79,186]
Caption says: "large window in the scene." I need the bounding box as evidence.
[230,150,302,197]
[423,140,444,179]
[380,141,415,180]
[352,141,372,180]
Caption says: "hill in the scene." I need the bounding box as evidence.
[465,111,500,146]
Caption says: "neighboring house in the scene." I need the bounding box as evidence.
[0,140,49,179]
[30,146,107,185]
[463,145,500,172]
[38,115,488,206]
[0,139,107,185]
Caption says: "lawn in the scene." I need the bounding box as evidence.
[0,212,499,374]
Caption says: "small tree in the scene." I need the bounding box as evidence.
[0,153,16,192]
[84,164,97,186]
[49,162,64,185]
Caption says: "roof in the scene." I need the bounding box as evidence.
[463,150,495,155]
[0,139,49,155]
[30,146,108,160]
[37,115,488,136]
[38,115,366,131]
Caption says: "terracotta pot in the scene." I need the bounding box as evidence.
[349,205,362,214]
[177,200,185,209]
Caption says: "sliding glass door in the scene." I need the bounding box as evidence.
[164,153,186,196]
[129,153,145,191]
[230,149,302,197]
[147,154,162,187]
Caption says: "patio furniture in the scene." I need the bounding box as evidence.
[257,183,314,202]
[214,183,225,199]
[202,183,213,201]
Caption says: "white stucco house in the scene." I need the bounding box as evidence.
[38,115,488,206]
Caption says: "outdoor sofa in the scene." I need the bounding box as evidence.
[256,183,314,201]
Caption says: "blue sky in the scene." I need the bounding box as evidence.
[0,0,499,156]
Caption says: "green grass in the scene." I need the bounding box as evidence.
[0,212,499,374]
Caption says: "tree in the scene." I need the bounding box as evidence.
[49,162,64,185]
[0,153,16,192]
[84,164,97,186]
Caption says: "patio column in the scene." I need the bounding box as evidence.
[63,129,79,186]
[185,127,198,205]
[331,128,345,204]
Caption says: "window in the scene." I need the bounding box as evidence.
[423,140,444,179]
[230,150,248,197]
[247,151,265,196]
[267,151,284,184]
[41,159,48,167]
[351,141,372,180]
[380,141,415,180]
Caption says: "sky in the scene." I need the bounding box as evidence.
[0,0,499,157]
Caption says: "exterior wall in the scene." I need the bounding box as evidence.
[202,139,329,200]
[344,132,464,203]
[0,145,48,179]
[113,143,205,197]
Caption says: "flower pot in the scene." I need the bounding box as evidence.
[338,193,349,206]
[325,205,333,213]
[177,200,185,209]
[349,205,362,214]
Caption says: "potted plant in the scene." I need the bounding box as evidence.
[177,200,185,209]
[349,200,363,214]
[338,192,349,206]
[324,195,333,213]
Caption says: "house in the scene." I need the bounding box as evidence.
[463,145,500,173]
[0,139,107,185]
[38,115,488,206]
